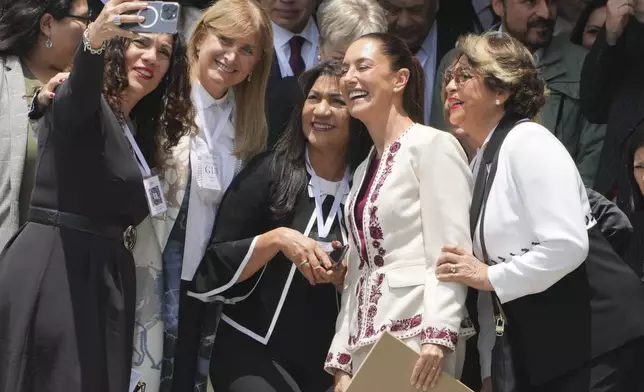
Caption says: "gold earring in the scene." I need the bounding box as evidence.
[45,38,53,48]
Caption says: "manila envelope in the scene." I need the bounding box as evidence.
[346,332,473,392]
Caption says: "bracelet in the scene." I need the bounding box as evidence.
[82,25,106,55]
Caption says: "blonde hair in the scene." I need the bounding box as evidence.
[443,32,547,120]
[188,0,273,161]
[316,0,387,52]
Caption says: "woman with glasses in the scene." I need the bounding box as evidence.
[0,0,93,250]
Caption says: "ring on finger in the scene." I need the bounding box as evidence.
[113,14,122,26]
[299,260,309,267]
[450,265,457,274]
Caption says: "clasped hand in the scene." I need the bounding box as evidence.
[278,228,347,287]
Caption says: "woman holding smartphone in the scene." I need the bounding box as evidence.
[0,0,194,391]
[187,62,371,392]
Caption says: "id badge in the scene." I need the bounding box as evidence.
[317,241,334,254]
[143,175,168,217]
[198,155,222,191]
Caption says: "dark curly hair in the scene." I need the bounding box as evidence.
[0,0,76,57]
[103,34,196,169]
[270,61,372,217]
[444,32,547,120]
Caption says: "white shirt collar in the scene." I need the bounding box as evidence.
[470,123,499,174]
[272,17,319,50]
[192,81,232,111]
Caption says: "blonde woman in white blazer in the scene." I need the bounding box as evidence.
[325,33,473,392]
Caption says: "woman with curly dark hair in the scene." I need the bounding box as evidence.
[437,32,644,392]
[0,1,195,391]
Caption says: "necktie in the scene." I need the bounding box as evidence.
[289,36,306,77]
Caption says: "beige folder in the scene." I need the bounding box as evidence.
[346,332,473,392]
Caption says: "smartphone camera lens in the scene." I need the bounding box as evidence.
[161,4,178,20]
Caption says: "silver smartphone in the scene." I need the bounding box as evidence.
[122,2,181,34]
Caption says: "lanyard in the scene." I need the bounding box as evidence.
[122,122,151,178]
[202,98,234,151]
[305,149,349,239]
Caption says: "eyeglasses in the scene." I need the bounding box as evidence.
[66,9,95,23]
[443,67,476,87]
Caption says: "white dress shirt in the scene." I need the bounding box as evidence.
[271,18,319,77]
[182,82,242,281]
[474,121,594,379]
[416,23,438,125]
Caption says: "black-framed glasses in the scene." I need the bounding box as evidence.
[67,9,95,23]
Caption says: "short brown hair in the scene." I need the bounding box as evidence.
[444,32,547,120]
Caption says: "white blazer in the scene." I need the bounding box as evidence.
[325,124,473,375]
[475,121,593,379]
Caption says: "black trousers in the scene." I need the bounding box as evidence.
[171,280,220,392]
[210,321,334,392]
[531,337,644,392]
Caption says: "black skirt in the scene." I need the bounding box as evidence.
[0,223,136,392]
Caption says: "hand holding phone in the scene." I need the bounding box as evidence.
[329,244,350,268]
[122,2,181,34]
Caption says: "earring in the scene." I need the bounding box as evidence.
[45,38,53,48]
[247,72,252,83]
[495,99,501,106]
[317,53,321,61]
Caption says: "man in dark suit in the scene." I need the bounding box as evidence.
[378,0,478,125]
[262,0,319,147]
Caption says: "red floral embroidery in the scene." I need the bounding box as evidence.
[325,351,353,375]
[389,141,401,153]
[338,353,352,365]
[390,314,423,332]
[373,255,384,267]
[421,327,459,347]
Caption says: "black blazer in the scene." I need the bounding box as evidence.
[579,21,644,197]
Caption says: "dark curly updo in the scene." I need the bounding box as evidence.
[445,32,547,120]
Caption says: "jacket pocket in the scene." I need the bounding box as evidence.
[386,265,425,288]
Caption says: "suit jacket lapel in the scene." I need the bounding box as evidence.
[4,57,29,210]
[469,114,521,235]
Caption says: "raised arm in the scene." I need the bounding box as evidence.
[52,0,147,131]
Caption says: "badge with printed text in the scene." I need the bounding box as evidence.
[143,175,168,217]
[198,154,222,191]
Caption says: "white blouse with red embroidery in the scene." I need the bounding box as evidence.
[324,124,474,376]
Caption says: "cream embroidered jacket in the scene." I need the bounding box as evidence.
[324,124,473,375]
